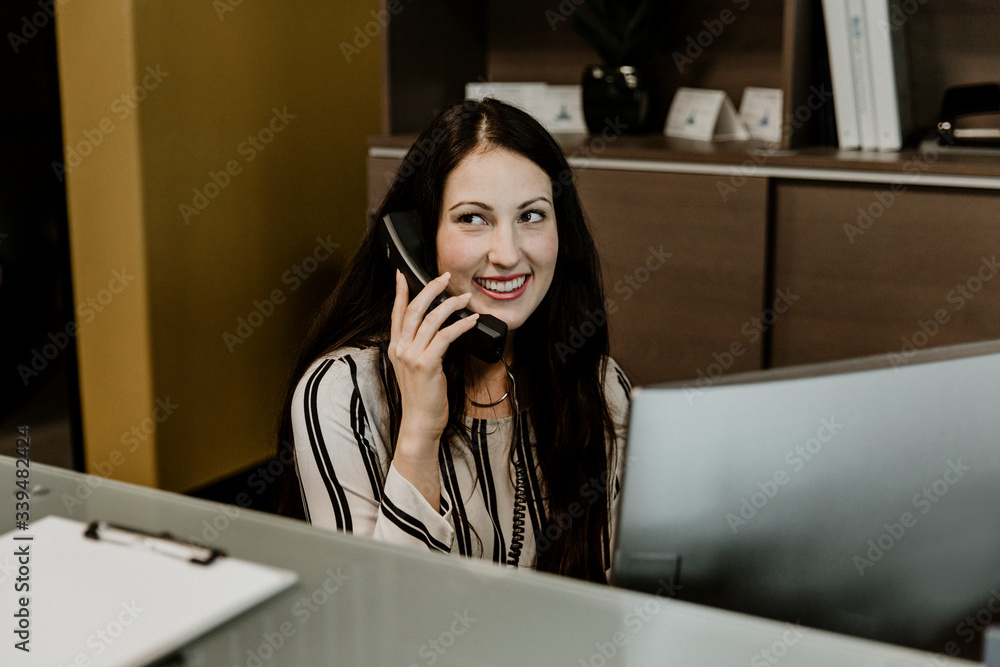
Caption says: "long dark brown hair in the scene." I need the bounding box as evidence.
[277,98,617,582]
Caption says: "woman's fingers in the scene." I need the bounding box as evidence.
[389,270,408,355]
[408,291,472,351]
[390,272,487,365]
[397,272,451,344]
[425,311,480,359]
[387,272,461,453]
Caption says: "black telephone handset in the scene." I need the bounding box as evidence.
[378,210,507,363]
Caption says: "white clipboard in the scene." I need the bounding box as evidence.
[2,515,298,666]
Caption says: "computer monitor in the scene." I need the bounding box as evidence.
[612,339,1000,660]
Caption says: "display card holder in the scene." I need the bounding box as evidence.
[465,82,586,133]
[739,87,784,143]
[665,87,750,141]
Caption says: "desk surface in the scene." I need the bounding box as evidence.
[0,457,974,666]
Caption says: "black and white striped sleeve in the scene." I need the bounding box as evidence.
[291,351,456,554]
[605,356,632,468]
[604,356,632,571]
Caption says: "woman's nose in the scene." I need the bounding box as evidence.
[487,222,520,268]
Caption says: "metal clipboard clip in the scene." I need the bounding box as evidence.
[84,521,226,565]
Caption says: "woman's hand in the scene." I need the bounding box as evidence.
[388,270,479,507]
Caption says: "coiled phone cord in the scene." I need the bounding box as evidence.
[500,356,527,568]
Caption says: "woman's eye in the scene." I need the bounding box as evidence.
[457,213,486,225]
[520,210,546,223]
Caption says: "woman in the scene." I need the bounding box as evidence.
[279,98,631,583]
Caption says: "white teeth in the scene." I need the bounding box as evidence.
[475,275,527,293]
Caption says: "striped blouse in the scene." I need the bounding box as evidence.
[291,345,632,568]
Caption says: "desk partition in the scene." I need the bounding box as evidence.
[0,457,974,666]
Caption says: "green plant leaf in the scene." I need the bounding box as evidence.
[572,3,624,65]
[572,0,670,66]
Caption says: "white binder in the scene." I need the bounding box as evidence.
[846,0,879,150]
[821,0,861,149]
[865,0,912,151]
[1,515,298,666]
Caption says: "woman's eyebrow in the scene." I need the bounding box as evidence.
[448,201,492,212]
[518,197,552,209]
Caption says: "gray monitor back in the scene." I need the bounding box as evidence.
[612,340,1000,659]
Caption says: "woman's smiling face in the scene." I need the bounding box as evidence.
[436,146,558,334]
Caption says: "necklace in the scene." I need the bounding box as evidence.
[469,389,509,408]
[469,365,512,408]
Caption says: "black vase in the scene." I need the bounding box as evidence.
[582,64,651,135]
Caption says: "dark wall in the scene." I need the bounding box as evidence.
[0,2,81,468]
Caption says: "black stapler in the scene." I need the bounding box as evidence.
[936,83,1000,147]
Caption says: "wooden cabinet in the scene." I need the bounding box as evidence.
[574,169,767,385]
[771,180,1000,366]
